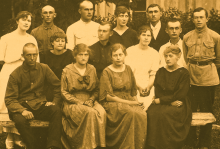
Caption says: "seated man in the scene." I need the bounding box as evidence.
[5,43,62,149]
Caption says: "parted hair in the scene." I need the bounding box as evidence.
[15,11,32,21]
[164,45,181,56]
[109,43,127,57]
[137,25,153,37]
[72,43,91,57]
[114,6,130,17]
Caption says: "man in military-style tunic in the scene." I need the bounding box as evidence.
[183,7,220,149]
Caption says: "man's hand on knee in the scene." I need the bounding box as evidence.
[22,110,34,119]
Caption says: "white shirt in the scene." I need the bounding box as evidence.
[159,39,186,68]
[66,19,99,50]
[150,21,161,40]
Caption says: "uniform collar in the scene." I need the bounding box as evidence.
[42,22,54,30]
[195,26,208,34]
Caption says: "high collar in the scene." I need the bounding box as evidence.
[195,26,208,34]
[67,63,93,76]
[42,22,54,29]
[22,62,38,72]
[150,20,161,30]
[98,40,111,47]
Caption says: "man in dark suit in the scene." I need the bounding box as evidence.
[146,4,169,51]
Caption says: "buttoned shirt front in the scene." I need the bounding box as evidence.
[31,23,64,54]
[159,39,186,68]
[66,19,99,50]
[89,41,112,79]
[150,21,161,40]
[183,27,220,86]
[5,62,61,113]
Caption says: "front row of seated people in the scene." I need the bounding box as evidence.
[4,37,192,149]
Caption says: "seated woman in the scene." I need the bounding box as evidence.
[147,45,192,149]
[125,25,159,111]
[99,43,147,149]
[61,43,106,149]
[42,32,73,104]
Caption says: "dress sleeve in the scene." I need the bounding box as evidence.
[129,66,137,96]
[99,69,115,101]
[0,36,7,61]
[5,76,27,113]
[157,71,190,104]
[45,65,61,106]
[149,51,160,76]
[61,69,84,104]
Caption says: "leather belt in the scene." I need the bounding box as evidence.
[189,59,213,66]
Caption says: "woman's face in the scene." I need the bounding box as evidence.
[111,48,125,66]
[164,52,179,67]
[52,38,66,51]
[75,51,89,65]
[117,12,129,27]
[17,15,31,31]
[139,30,152,46]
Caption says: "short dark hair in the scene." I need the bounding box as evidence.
[193,7,208,18]
[114,6,130,17]
[50,32,67,44]
[100,21,113,31]
[147,4,162,12]
[109,43,127,57]
[137,25,153,37]
[72,43,91,57]
[15,11,32,21]
[23,43,38,54]
[166,18,181,28]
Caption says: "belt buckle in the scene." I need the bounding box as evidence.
[197,61,200,66]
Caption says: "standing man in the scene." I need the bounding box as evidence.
[66,0,99,50]
[89,21,113,79]
[31,5,64,62]
[5,43,62,149]
[183,7,220,149]
[159,18,186,68]
[146,4,169,51]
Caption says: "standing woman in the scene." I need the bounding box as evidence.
[0,11,38,148]
[109,6,139,49]
[147,45,192,149]
[99,43,147,149]
[125,25,159,111]
[61,43,106,149]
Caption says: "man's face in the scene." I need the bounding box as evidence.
[193,10,208,29]
[79,2,94,21]
[98,24,113,41]
[166,21,182,39]
[41,6,56,23]
[22,47,38,67]
[147,6,162,24]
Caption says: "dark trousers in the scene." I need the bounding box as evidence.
[186,85,215,147]
[10,104,62,149]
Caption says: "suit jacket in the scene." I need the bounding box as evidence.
[148,22,169,51]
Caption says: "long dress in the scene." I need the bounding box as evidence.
[109,28,139,49]
[0,31,38,133]
[99,65,147,149]
[61,63,106,149]
[125,45,160,110]
[42,49,74,103]
[147,67,192,149]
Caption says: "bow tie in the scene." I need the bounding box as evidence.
[78,76,90,85]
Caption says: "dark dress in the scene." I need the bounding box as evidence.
[147,67,192,149]
[109,28,139,49]
[42,49,74,103]
[99,65,147,149]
